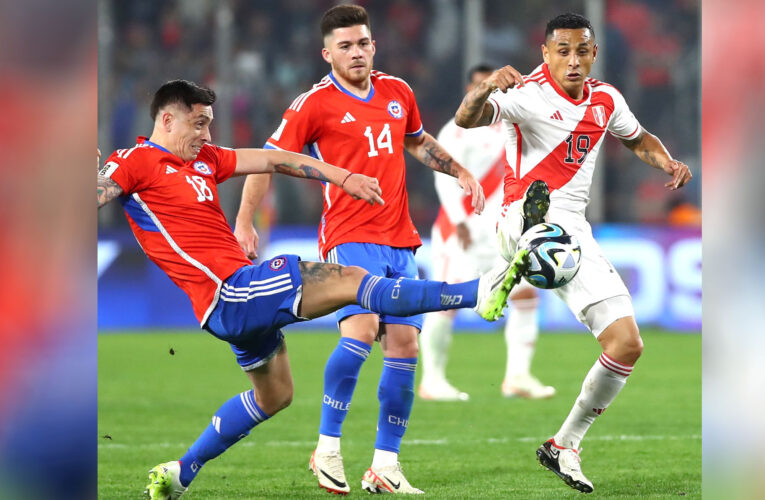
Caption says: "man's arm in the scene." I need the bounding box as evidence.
[404,132,485,214]
[620,129,692,190]
[233,148,383,204]
[455,65,525,128]
[98,175,124,208]
[234,173,271,260]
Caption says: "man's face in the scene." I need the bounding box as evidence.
[164,103,213,161]
[542,28,597,98]
[322,24,375,84]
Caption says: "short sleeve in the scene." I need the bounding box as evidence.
[196,144,237,184]
[264,95,318,153]
[607,90,642,140]
[404,83,424,137]
[487,87,526,124]
[102,148,152,195]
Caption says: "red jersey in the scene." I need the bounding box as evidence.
[266,70,423,259]
[102,137,251,324]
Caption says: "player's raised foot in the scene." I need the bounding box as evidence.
[310,449,351,495]
[536,439,593,493]
[361,463,424,494]
[502,374,556,399]
[144,461,187,500]
[418,379,470,402]
[522,180,550,233]
[474,250,530,321]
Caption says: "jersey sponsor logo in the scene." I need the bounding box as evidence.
[165,165,178,174]
[193,161,212,175]
[340,112,356,123]
[386,100,403,119]
[549,110,563,121]
[269,257,286,270]
[99,161,119,177]
[592,105,606,127]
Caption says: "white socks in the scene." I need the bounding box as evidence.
[316,434,341,453]
[554,353,633,449]
[504,298,539,380]
[372,449,398,468]
[419,313,453,385]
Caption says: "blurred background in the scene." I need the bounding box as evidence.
[97,0,701,333]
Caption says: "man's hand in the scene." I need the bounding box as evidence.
[457,169,485,214]
[484,65,525,93]
[97,148,101,169]
[456,222,472,250]
[662,159,692,190]
[342,174,384,206]
[234,220,260,260]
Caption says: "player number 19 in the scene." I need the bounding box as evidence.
[185,175,213,202]
[363,123,393,157]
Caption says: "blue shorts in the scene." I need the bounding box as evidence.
[203,255,306,370]
[325,243,423,329]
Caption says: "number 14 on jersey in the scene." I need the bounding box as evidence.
[363,123,393,157]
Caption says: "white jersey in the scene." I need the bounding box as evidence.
[432,119,506,245]
[488,63,641,214]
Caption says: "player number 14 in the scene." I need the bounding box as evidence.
[363,123,393,157]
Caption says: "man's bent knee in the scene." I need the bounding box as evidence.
[599,316,643,365]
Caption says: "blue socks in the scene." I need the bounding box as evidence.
[319,337,372,437]
[178,390,269,486]
[375,357,417,452]
[357,275,478,316]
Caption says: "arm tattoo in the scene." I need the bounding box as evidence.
[274,163,331,183]
[422,139,457,177]
[299,261,346,285]
[98,175,124,208]
[455,83,494,127]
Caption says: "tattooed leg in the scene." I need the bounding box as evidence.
[297,261,367,319]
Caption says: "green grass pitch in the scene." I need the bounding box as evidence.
[98,329,700,498]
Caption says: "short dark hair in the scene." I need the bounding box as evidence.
[468,63,495,82]
[320,4,370,39]
[545,13,595,41]
[149,79,216,121]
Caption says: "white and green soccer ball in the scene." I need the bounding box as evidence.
[517,222,581,289]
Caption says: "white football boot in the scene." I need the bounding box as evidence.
[418,379,470,402]
[361,462,424,494]
[501,374,556,399]
[310,449,350,495]
[536,439,594,493]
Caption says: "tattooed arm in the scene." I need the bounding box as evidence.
[455,65,525,128]
[404,132,485,214]
[98,175,124,208]
[620,129,692,190]
[233,148,383,204]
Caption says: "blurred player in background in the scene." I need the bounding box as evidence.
[235,4,485,495]
[455,13,691,494]
[98,79,513,499]
[419,64,554,402]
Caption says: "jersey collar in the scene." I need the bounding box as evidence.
[541,64,591,106]
[138,136,173,154]
[328,71,375,102]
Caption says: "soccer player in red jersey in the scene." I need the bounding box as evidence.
[234,5,485,495]
[98,80,512,499]
[455,13,692,494]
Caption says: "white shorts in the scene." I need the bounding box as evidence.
[496,200,634,335]
[430,222,534,294]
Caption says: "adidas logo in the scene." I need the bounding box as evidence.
[550,110,563,121]
[340,112,356,124]
[165,165,178,174]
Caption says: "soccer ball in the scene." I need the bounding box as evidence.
[517,222,581,289]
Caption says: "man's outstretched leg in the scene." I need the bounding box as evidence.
[145,344,293,499]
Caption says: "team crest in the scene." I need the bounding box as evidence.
[592,105,606,128]
[193,161,212,175]
[269,257,286,270]
[387,100,403,119]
